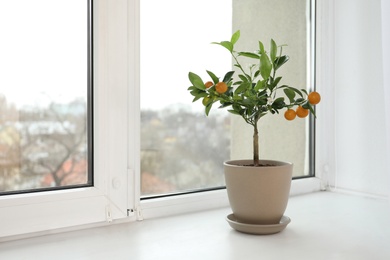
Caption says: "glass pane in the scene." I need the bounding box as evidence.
[0,0,91,194]
[140,0,232,196]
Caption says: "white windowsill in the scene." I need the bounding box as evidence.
[1,191,389,260]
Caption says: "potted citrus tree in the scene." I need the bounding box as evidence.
[187,30,320,234]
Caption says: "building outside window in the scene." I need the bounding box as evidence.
[0,0,92,195]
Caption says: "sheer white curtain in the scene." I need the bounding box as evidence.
[382,0,390,198]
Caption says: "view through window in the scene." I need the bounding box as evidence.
[0,0,92,194]
[140,0,231,196]
[141,0,314,197]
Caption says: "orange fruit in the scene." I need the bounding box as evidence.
[308,91,321,105]
[284,109,296,121]
[205,81,213,89]
[215,82,228,94]
[296,106,309,118]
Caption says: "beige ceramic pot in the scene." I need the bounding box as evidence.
[224,159,293,225]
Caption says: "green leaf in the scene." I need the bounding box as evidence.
[272,97,286,109]
[206,70,219,84]
[238,52,260,59]
[222,71,235,83]
[203,96,213,106]
[242,98,254,106]
[205,103,213,116]
[188,72,205,90]
[233,95,243,101]
[257,97,268,106]
[231,30,240,45]
[232,103,242,112]
[192,93,207,102]
[258,41,265,54]
[212,41,233,53]
[284,88,296,103]
[254,80,265,91]
[280,85,303,98]
[269,76,282,91]
[259,52,272,80]
[191,91,208,102]
[294,88,304,97]
[302,102,316,117]
[274,55,289,70]
[234,82,250,94]
[254,70,260,78]
[228,109,240,115]
[270,39,277,62]
[238,74,248,82]
[219,102,233,108]
[198,92,208,98]
[273,76,282,87]
[225,87,234,95]
[190,89,201,96]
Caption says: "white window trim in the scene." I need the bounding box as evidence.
[0,0,135,240]
[314,0,336,190]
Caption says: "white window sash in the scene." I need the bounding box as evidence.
[314,0,336,189]
[0,0,136,240]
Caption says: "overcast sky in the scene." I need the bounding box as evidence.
[0,0,87,108]
[0,0,231,112]
[140,0,232,111]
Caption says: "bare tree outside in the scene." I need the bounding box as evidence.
[140,0,232,196]
[0,96,88,193]
[0,0,90,194]
[141,106,230,196]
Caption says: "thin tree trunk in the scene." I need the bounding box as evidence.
[253,123,259,166]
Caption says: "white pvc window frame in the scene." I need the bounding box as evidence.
[0,0,137,240]
[0,0,335,240]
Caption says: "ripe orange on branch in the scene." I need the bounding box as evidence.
[215,82,228,94]
[205,81,213,89]
[284,109,296,121]
[296,106,309,118]
[308,91,321,105]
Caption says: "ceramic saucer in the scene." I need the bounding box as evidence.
[226,214,291,235]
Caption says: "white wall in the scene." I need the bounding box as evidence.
[382,0,390,200]
[333,0,389,196]
[231,0,309,177]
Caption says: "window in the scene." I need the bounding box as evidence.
[140,0,232,197]
[0,0,92,195]
[140,0,316,197]
[1,0,323,240]
[0,0,133,239]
